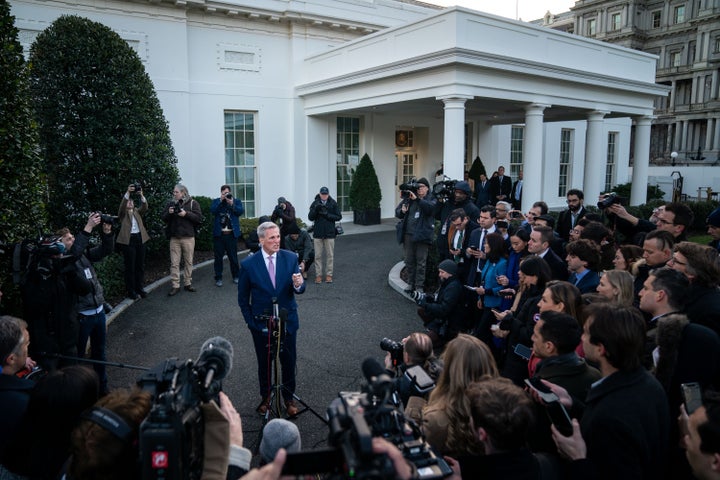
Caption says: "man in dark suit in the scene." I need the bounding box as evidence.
[510,170,523,210]
[528,225,568,281]
[488,165,512,205]
[474,173,491,208]
[556,189,587,243]
[238,221,306,417]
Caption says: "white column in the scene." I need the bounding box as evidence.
[666,124,674,152]
[706,118,715,151]
[437,95,473,180]
[631,116,653,205]
[521,103,550,212]
[682,121,689,152]
[674,121,683,151]
[583,110,609,204]
[715,118,720,151]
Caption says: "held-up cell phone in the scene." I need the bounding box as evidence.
[513,344,532,360]
[464,285,477,291]
[682,382,703,414]
[524,378,574,437]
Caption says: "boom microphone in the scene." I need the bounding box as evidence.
[196,336,234,389]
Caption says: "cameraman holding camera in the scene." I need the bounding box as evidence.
[61,212,115,395]
[270,196,297,249]
[395,178,436,294]
[383,332,439,407]
[211,185,244,287]
[162,184,203,296]
[415,259,465,351]
[117,183,149,299]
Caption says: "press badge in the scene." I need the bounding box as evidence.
[84,268,92,279]
[414,211,420,219]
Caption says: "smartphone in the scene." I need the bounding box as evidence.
[524,378,574,437]
[513,344,532,360]
[464,285,477,290]
[682,382,703,414]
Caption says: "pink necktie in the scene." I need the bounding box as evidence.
[268,256,276,288]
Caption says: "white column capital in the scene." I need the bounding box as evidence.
[525,103,551,114]
[633,115,654,126]
[587,110,610,121]
[436,95,474,106]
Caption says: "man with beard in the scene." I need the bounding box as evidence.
[556,189,587,243]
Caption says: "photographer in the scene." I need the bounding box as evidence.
[308,186,342,284]
[211,185,244,287]
[395,178,436,294]
[415,259,464,351]
[61,212,115,395]
[270,196,297,249]
[383,332,440,407]
[284,223,314,279]
[162,184,203,296]
[117,183,149,299]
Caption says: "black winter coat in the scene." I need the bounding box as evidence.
[308,195,342,239]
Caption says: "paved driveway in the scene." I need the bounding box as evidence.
[106,229,419,455]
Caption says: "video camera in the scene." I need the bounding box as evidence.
[432,177,456,202]
[399,180,421,200]
[281,358,451,479]
[136,337,233,480]
[596,192,626,209]
[12,233,74,282]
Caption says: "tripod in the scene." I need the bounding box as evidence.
[260,304,326,419]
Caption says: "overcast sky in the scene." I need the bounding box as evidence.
[429,0,576,21]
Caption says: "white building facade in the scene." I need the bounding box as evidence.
[10,0,666,219]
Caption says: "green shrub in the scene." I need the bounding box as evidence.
[348,153,382,210]
[192,195,213,251]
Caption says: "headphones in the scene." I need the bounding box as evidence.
[81,407,133,441]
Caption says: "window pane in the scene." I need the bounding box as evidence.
[224,111,256,216]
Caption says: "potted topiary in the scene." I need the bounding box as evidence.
[348,153,382,225]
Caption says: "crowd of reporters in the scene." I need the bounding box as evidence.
[3,170,720,479]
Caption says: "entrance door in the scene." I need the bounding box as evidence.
[395,152,417,205]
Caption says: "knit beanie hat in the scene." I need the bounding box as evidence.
[437,259,458,276]
[417,177,430,188]
[259,419,301,463]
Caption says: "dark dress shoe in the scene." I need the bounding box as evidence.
[168,287,179,296]
[127,292,140,300]
[256,397,271,415]
[285,399,299,417]
[137,289,148,298]
[184,285,196,292]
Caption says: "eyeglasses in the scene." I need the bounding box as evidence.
[656,218,674,226]
[669,256,687,266]
[526,212,537,217]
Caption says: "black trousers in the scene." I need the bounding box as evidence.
[121,233,146,294]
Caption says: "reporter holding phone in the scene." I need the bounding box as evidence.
[468,233,506,353]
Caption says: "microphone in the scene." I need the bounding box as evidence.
[361,357,393,396]
[196,337,234,389]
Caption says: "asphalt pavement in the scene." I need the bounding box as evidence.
[105,222,420,457]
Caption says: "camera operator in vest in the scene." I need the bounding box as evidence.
[60,212,114,395]
[382,332,441,407]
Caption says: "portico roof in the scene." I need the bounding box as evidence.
[296,7,669,123]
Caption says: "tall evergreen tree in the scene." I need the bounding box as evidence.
[28,15,179,236]
[0,0,48,313]
[0,0,47,239]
